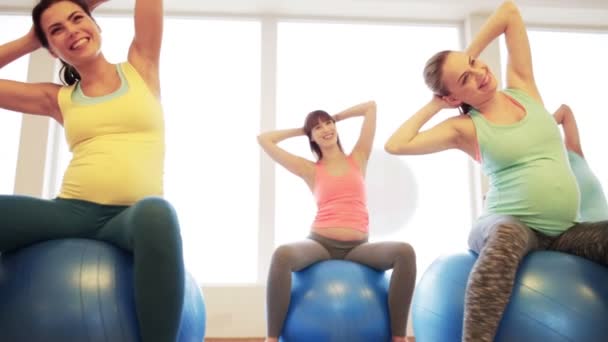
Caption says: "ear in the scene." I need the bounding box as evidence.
[441,95,462,107]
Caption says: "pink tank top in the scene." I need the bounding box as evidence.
[312,155,369,233]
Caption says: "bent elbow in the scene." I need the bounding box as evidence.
[256,133,267,146]
[384,141,402,155]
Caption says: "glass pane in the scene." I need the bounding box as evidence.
[528,29,608,193]
[275,21,469,279]
[162,18,261,284]
[0,16,30,194]
[55,17,261,284]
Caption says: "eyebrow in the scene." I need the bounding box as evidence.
[457,56,472,84]
[47,10,81,31]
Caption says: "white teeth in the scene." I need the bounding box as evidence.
[71,38,88,50]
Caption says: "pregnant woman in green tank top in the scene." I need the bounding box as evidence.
[385,1,608,341]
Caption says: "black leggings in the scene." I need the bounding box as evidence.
[266,232,417,338]
[464,214,608,342]
[0,195,185,342]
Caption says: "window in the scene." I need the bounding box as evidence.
[0,16,30,194]
[528,29,608,193]
[500,29,608,196]
[275,21,470,278]
[54,17,261,284]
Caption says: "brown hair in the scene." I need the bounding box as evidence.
[423,50,472,115]
[32,0,93,85]
[303,110,343,160]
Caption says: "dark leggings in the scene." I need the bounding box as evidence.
[0,195,185,342]
[266,232,417,338]
[464,214,608,342]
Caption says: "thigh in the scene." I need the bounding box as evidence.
[0,196,98,252]
[469,214,540,254]
[345,241,415,271]
[271,239,331,272]
[94,197,176,252]
[550,221,608,266]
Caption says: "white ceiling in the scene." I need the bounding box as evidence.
[2,0,608,27]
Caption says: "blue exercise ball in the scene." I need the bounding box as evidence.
[0,238,206,342]
[281,260,391,342]
[412,251,608,342]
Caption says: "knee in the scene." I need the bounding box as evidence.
[132,197,178,228]
[133,197,176,220]
[394,243,417,272]
[490,223,529,247]
[479,223,532,266]
[131,197,182,253]
[270,245,298,270]
[394,242,416,261]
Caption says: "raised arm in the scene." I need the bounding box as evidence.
[553,104,583,157]
[87,0,109,11]
[334,100,376,165]
[127,0,163,97]
[0,29,61,122]
[466,0,539,101]
[257,128,316,186]
[385,97,474,157]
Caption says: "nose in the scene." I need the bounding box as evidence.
[471,67,485,81]
[65,23,79,36]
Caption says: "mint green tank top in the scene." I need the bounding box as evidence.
[567,151,608,222]
[470,88,579,236]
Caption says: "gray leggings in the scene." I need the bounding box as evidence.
[266,232,416,338]
[464,214,608,342]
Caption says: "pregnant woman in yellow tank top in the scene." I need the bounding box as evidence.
[0,1,184,341]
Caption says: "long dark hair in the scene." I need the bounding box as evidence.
[32,0,92,85]
[303,110,343,161]
[423,50,473,115]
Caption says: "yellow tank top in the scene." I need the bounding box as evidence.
[57,62,164,205]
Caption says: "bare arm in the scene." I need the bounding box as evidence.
[553,104,583,157]
[334,100,376,165]
[86,0,110,11]
[127,0,164,97]
[257,128,316,185]
[385,97,469,155]
[465,0,540,102]
[0,29,61,122]
[0,28,39,68]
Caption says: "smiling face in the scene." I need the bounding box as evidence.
[38,0,101,66]
[311,119,338,148]
[440,51,498,107]
[303,110,343,160]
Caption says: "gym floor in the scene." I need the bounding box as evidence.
[204,338,416,341]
